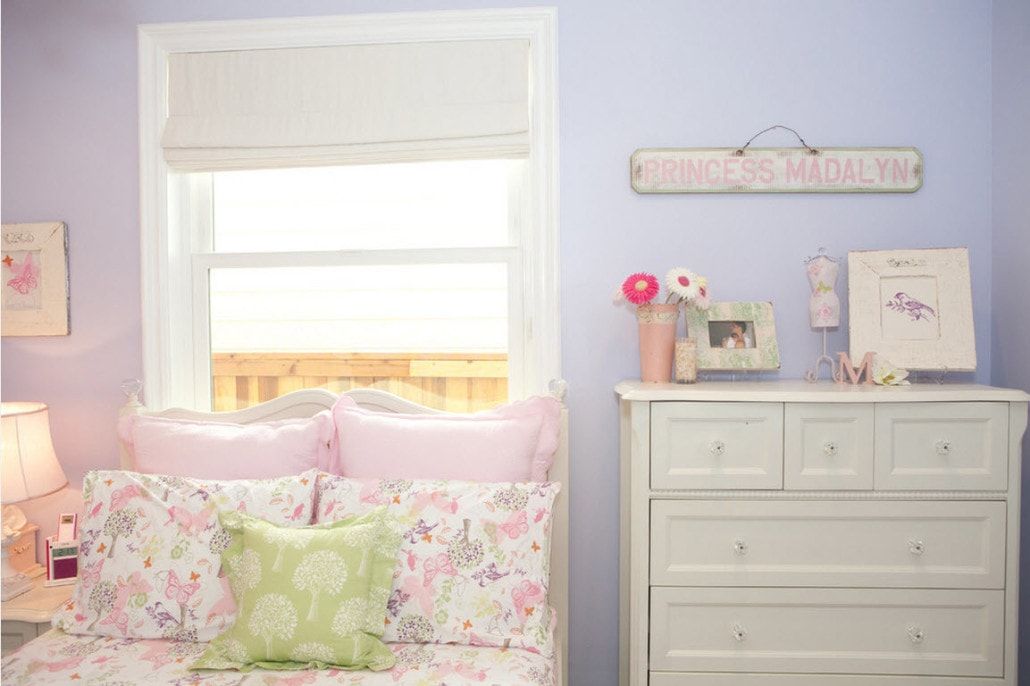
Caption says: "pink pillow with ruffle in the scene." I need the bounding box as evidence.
[117,411,335,479]
[330,396,560,482]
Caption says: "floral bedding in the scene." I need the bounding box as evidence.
[52,470,318,642]
[315,477,560,656]
[1,629,557,686]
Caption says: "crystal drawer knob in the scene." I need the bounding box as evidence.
[907,625,925,644]
[909,539,925,555]
[732,624,747,642]
[733,539,748,556]
[822,441,839,457]
[709,440,726,457]
[935,440,952,456]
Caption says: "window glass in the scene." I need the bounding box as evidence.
[211,160,516,252]
[208,264,508,412]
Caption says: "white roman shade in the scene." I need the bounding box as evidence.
[161,39,530,170]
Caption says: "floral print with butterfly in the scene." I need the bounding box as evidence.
[1,630,556,686]
[315,475,560,657]
[53,469,318,642]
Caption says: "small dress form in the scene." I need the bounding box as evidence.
[806,254,840,328]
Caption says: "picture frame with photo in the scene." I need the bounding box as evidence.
[848,247,975,371]
[685,301,781,371]
[2,222,70,336]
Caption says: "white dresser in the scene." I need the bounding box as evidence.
[618,381,1029,686]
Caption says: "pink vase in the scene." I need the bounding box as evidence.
[637,303,679,383]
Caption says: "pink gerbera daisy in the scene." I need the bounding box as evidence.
[621,272,660,305]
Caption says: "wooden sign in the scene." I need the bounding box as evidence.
[631,147,922,194]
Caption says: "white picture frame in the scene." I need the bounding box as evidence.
[1,222,70,336]
[685,301,781,370]
[848,247,975,371]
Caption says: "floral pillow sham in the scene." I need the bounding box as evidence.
[315,475,560,656]
[192,509,400,672]
[52,469,318,642]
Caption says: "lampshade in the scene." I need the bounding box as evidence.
[1,402,67,504]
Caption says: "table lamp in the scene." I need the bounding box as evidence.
[1,402,67,600]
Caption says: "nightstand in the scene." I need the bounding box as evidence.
[1,573,72,651]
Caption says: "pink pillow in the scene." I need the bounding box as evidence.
[330,395,560,482]
[117,411,335,480]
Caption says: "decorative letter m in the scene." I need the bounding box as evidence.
[837,352,875,385]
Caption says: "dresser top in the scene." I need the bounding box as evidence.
[615,380,1030,403]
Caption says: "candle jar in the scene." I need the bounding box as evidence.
[675,337,698,383]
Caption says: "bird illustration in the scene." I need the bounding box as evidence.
[886,292,936,321]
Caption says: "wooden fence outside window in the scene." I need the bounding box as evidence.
[212,352,508,413]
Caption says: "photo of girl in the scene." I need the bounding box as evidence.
[708,320,756,349]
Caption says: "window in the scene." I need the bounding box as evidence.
[203,160,517,412]
[139,10,558,411]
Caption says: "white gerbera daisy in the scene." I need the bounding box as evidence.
[666,268,701,301]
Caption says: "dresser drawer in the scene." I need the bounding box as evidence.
[650,587,1004,676]
[651,402,783,490]
[650,500,1005,588]
[875,403,1009,490]
[784,404,873,490]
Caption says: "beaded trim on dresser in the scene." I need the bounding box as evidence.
[648,490,1008,500]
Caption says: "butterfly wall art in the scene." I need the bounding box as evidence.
[4,252,41,303]
[2,222,69,336]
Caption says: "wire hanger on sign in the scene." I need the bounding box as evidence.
[734,124,820,157]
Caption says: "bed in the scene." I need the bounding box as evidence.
[1,387,569,685]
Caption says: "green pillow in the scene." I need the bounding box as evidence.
[192,507,400,672]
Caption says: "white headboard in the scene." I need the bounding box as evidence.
[120,385,569,682]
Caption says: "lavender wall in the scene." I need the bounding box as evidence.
[991,0,1030,682]
[1,2,1001,684]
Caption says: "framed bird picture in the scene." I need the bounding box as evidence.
[848,247,975,371]
[2,222,70,336]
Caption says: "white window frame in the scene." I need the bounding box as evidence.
[138,9,559,410]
